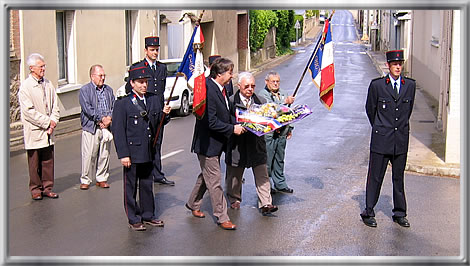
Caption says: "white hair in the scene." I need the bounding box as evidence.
[238,72,254,84]
[26,53,45,67]
[265,70,279,80]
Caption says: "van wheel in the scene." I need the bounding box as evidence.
[177,92,190,116]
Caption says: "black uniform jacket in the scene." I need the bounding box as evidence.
[365,75,416,155]
[125,59,167,104]
[112,92,169,163]
[226,91,267,168]
[191,78,234,157]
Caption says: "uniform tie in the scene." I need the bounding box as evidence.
[152,64,156,72]
[394,82,399,98]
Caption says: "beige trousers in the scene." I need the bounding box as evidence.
[187,154,230,223]
[226,164,272,208]
[80,129,110,185]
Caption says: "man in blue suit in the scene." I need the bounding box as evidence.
[360,50,416,228]
[112,65,171,231]
[185,57,245,230]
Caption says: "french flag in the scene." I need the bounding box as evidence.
[177,25,206,119]
[309,19,335,110]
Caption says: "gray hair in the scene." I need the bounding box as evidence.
[26,53,45,67]
[238,72,254,84]
[265,71,279,81]
[89,64,104,77]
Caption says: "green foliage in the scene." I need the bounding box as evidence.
[249,10,278,51]
[290,14,304,42]
[305,10,319,18]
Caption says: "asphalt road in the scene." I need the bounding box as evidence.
[7,10,460,264]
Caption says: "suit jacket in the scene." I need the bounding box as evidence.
[226,91,267,168]
[112,92,168,163]
[191,78,234,157]
[365,75,416,155]
[18,74,60,150]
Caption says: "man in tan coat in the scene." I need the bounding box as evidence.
[19,53,60,200]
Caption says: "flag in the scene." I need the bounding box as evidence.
[309,19,335,110]
[177,25,206,119]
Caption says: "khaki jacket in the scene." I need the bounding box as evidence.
[19,74,60,150]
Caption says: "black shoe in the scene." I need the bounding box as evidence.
[277,187,293,193]
[270,188,277,194]
[392,216,410,227]
[261,204,278,215]
[155,177,175,185]
[361,216,377,227]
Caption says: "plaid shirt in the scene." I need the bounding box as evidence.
[96,85,110,117]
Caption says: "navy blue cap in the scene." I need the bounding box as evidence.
[128,65,151,80]
[386,50,404,62]
[145,36,160,47]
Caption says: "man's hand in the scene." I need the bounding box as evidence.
[101,116,112,128]
[163,104,171,115]
[285,95,295,105]
[287,131,293,140]
[49,120,57,129]
[234,124,246,135]
[121,157,131,168]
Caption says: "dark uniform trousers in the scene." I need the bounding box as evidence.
[364,152,407,218]
[123,162,155,224]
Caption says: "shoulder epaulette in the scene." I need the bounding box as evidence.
[403,76,415,81]
[371,76,384,82]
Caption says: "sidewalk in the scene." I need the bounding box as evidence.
[367,51,460,177]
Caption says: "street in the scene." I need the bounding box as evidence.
[8,10,460,262]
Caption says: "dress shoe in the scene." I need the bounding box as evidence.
[361,216,377,227]
[261,204,278,215]
[230,201,241,210]
[80,183,89,190]
[128,223,146,231]
[392,216,410,227]
[185,203,205,218]
[277,187,294,193]
[143,219,164,227]
[96,181,110,188]
[155,177,175,185]
[219,221,237,230]
[43,192,59,198]
[32,193,43,200]
[270,188,277,194]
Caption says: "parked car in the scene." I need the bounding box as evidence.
[161,58,193,116]
[319,10,326,24]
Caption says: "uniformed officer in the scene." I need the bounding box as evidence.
[360,50,416,228]
[126,36,175,185]
[112,65,171,231]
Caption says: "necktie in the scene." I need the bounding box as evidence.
[222,87,227,98]
[245,98,250,108]
[152,64,156,72]
[40,79,49,115]
[394,82,399,97]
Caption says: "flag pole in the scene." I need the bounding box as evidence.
[153,10,205,148]
[291,10,335,99]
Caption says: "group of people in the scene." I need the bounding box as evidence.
[18,33,415,231]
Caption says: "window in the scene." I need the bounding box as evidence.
[56,10,75,85]
[125,10,139,66]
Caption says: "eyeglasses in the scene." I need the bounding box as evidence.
[269,80,280,83]
[243,84,255,89]
[33,64,46,69]
[92,74,106,79]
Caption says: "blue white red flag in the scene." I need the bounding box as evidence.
[177,25,206,119]
[309,19,335,110]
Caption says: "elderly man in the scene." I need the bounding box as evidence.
[225,72,278,215]
[18,53,60,200]
[112,65,171,231]
[79,65,115,190]
[258,71,295,194]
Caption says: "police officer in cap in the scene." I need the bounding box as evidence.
[126,36,175,185]
[112,65,171,231]
[360,50,416,228]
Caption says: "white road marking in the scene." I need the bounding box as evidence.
[162,149,184,160]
